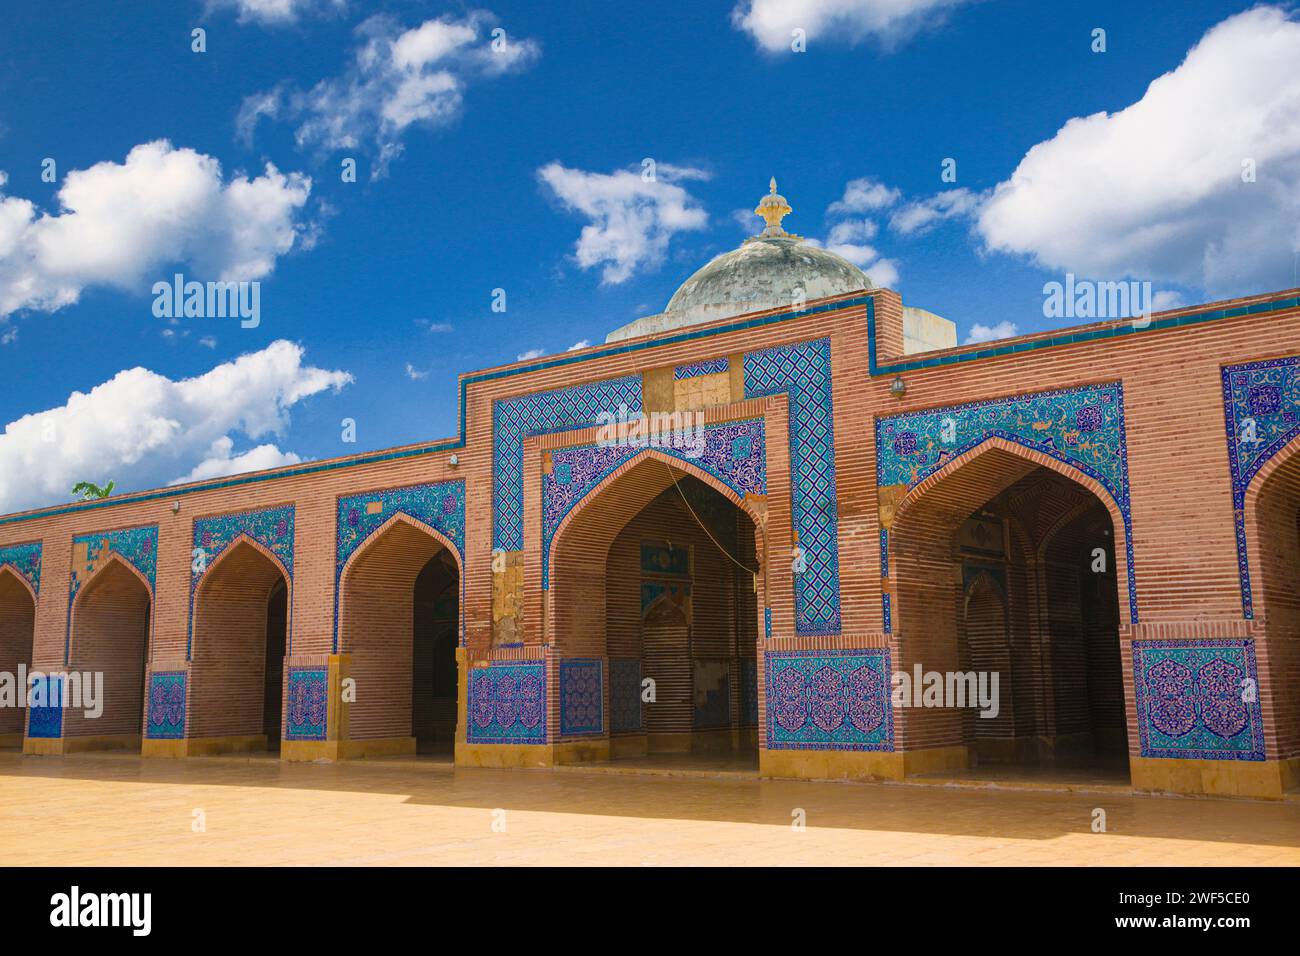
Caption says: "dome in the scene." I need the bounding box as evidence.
[605,179,872,343]
[664,235,872,318]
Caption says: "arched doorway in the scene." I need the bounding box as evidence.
[890,440,1131,782]
[66,556,151,749]
[189,538,289,752]
[0,567,36,747]
[550,452,763,767]
[339,515,460,756]
[1247,443,1300,781]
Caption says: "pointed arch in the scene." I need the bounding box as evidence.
[889,434,1134,627]
[337,509,462,749]
[0,565,37,742]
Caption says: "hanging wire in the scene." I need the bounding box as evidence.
[661,458,760,576]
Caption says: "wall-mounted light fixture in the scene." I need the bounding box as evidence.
[449,454,459,467]
[889,375,907,398]
[171,500,181,514]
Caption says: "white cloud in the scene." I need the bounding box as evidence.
[516,347,545,361]
[828,177,901,215]
[240,12,540,178]
[733,0,973,52]
[537,162,710,284]
[0,340,351,514]
[208,0,347,25]
[978,5,1300,297]
[566,340,590,351]
[422,320,454,333]
[890,188,982,235]
[405,362,429,380]
[964,320,1018,344]
[171,438,302,485]
[0,140,312,320]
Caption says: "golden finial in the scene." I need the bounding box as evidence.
[755,177,792,237]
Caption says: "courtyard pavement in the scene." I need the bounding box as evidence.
[0,751,1296,866]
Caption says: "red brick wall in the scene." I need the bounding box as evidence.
[65,558,149,739]
[189,540,286,740]
[0,286,1297,761]
[338,516,453,740]
[0,570,35,736]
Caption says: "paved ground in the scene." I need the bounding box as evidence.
[0,751,1296,866]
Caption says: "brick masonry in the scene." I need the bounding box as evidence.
[1,285,1298,795]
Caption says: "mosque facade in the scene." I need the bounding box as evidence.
[1,183,1298,799]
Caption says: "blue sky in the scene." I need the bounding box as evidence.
[1,0,1296,514]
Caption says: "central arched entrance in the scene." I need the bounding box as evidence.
[550,451,763,769]
[339,515,460,757]
[0,567,36,747]
[189,538,289,753]
[889,439,1131,784]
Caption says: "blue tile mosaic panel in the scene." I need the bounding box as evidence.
[467,661,548,744]
[744,338,842,635]
[609,659,643,733]
[765,649,893,751]
[641,542,690,577]
[1220,356,1300,618]
[875,381,1136,627]
[27,674,62,738]
[559,659,603,736]
[0,541,41,595]
[1132,639,1265,761]
[334,480,465,651]
[675,357,729,379]
[493,376,643,551]
[146,671,187,739]
[541,418,766,588]
[70,525,158,597]
[189,505,294,658]
[285,667,328,741]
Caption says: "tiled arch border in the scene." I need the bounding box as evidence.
[541,418,767,590]
[65,525,158,665]
[1220,355,1300,619]
[333,479,466,652]
[187,505,295,660]
[0,541,41,597]
[543,438,769,648]
[881,432,1137,632]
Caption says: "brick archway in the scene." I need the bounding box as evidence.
[1242,435,1300,767]
[189,536,292,750]
[890,435,1134,627]
[338,512,461,751]
[0,566,36,744]
[888,436,1132,777]
[66,553,152,748]
[548,447,765,654]
[549,449,764,759]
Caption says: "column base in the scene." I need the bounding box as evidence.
[280,736,416,762]
[23,734,141,755]
[456,741,553,768]
[141,735,269,758]
[1130,755,1300,800]
[761,745,968,782]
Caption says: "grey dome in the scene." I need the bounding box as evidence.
[605,179,874,343]
[665,235,871,319]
